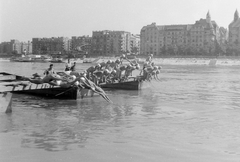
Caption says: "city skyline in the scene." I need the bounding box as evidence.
[0,0,239,42]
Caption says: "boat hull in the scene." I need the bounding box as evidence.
[99,80,143,90]
[11,86,80,100]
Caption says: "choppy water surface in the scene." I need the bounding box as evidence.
[1,61,240,162]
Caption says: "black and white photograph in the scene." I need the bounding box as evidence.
[1,0,240,161]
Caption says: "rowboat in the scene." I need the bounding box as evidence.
[0,92,12,113]
[0,72,91,100]
[4,82,93,100]
[99,76,145,90]
[12,86,80,100]
[0,72,111,102]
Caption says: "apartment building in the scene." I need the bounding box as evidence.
[32,37,70,54]
[21,41,32,54]
[130,34,140,54]
[140,11,225,56]
[0,39,32,54]
[140,23,191,55]
[91,30,131,56]
[71,36,92,55]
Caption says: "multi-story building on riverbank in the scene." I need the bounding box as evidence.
[71,36,92,55]
[130,34,140,54]
[228,10,240,54]
[140,11,226,56]
[140,23,192,56]
[0,39,32,55]
[32,37,70,55]
[91,30,131,56]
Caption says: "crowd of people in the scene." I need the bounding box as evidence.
[23,54,162,102]
[82,54,162,85]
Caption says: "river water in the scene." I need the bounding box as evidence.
[0,61,240,162]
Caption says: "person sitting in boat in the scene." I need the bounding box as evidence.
[107,70,118,83]
[65,63,71,72]
[118,65,128,82]
[44,64,55,75]
[102,69,112,83]
[92,70,104,85]
[146,54,153,65]
[139,62,153,81]
[115,58,121,65]
[113,64,121,82]
[25,70,81,85]
[24,73,62,84]
[120,54,126,63]
[70,62,76,71]
[109,60,117,69]
[104,60,112,70]
[124,64,138,80]
[48,75,79,88]
[86,65,98,80]
[99,62,107,70]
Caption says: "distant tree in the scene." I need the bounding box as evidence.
[177,45,184,55]
[160,45,167,56]
[167,46,175,56]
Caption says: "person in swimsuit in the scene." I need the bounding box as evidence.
[44,64,55,75]
[70,62,76,71]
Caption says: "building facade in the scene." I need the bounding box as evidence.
[130,34,140,54]
[32,37,70,55]
[228,10,240,54]
[21,41,32,54]
[140,11,225,56]
[91,30,131,56]
[71,36,92,55]
[0,39,32,55]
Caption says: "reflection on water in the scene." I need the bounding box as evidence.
[1,62,240,161]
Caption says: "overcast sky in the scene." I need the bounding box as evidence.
[0,0,239,42]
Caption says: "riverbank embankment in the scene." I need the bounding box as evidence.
[2,57,240,66]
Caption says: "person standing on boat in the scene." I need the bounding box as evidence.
[44,64,55,75]
[70,62,76,71]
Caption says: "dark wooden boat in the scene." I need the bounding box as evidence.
[0,72,91,100]
[12,86,80,100]
[99,76,145,90]
[4,82,93,100]
[0,72,110,102]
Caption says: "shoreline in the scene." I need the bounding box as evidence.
[1,57,240,66]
